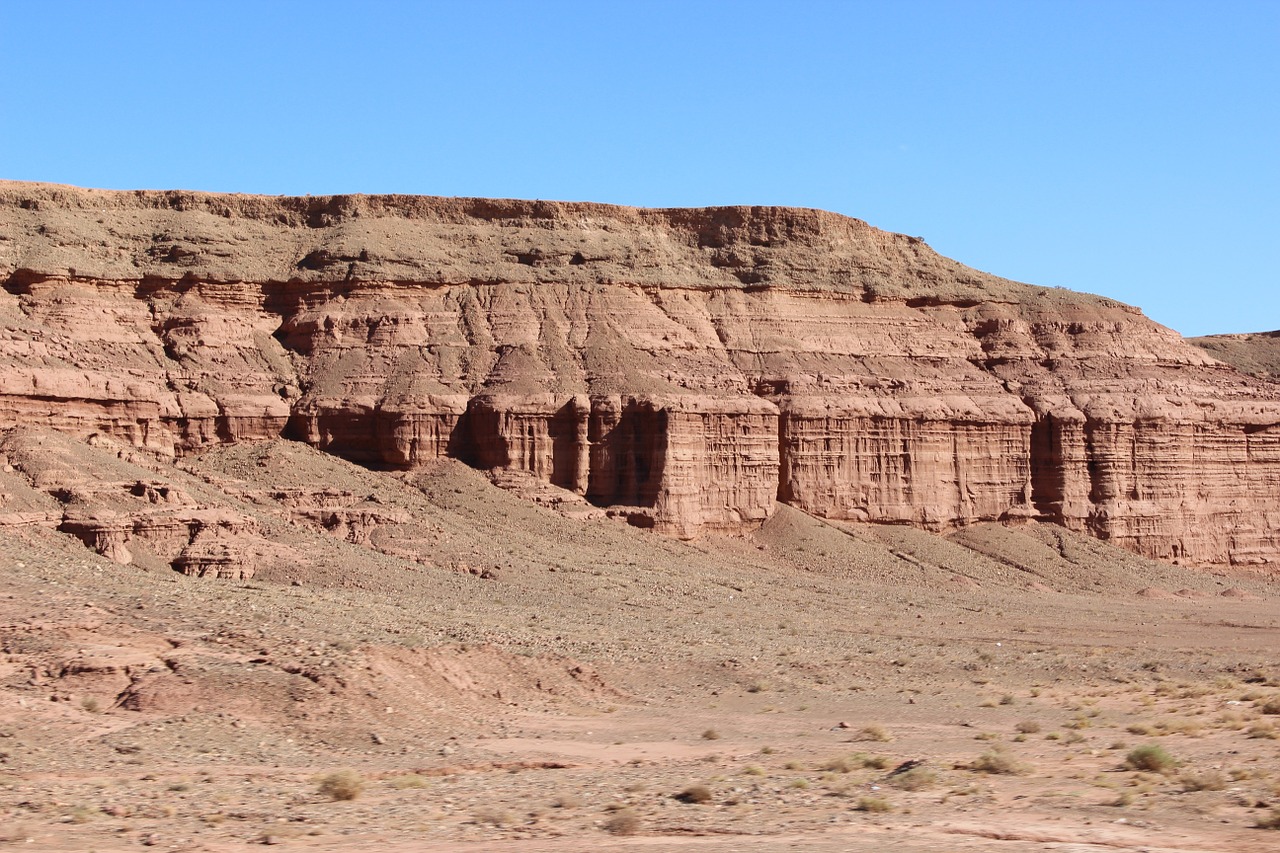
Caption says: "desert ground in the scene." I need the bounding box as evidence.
[1,429,1278,852]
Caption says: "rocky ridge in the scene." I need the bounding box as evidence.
[2,181,1278,567]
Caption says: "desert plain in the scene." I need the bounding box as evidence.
[1,431,1278,852]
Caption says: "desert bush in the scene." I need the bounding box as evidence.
[820,755,859,773]
[700,728,721,741]
[473,807,512,826]
[855,796,892,812]
[317,769,363,801]
[674,784,712,804]
[387,773,429,790]
[603,808,640,835]
[1178,770,1225,792]
[1255,808,1280,830]
[1015,720,1041,734]
[1124,744,1175,774]
[971,749,1025,775]
[887,767,937,791]
[1260,697,1280,715]
[857,724,891,742]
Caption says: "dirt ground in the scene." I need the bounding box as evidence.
[1,431,1278,852]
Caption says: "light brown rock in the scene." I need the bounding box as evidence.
[1,181,1278,565]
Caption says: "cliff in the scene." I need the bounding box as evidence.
[2,181,1278,566]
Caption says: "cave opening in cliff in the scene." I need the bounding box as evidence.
[1029,414,1066,521]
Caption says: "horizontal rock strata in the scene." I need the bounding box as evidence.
[2,182,1278,566]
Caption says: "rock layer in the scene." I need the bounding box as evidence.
[2,182,1278,566]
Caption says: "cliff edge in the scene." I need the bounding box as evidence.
[2,181,1278,566]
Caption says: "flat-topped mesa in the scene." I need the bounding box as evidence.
[2,181,1279,567]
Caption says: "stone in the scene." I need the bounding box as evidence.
[1,182,1278,566]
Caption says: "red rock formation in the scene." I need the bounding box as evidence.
[2,182,1278,566]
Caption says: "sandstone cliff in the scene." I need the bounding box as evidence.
[2,182,1278,566]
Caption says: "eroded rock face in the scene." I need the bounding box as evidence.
[2,182,1278,566]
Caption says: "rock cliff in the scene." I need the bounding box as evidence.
[2,182,1278,566]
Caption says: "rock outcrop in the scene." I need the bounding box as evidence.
[2,182,1278,567]
[1189,330,1280,382]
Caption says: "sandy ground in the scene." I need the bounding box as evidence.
[1,432,1278,851]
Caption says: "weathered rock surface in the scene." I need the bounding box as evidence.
[2,181,1278,566]
[1189,330,1280,382]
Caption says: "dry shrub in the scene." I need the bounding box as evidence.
[887,767,937,791]
[317,769,363,801]
[1260,697,1280,715]
[855,796,892,812]
[1179,770,1226,792]
[1256,808,1280,830]
[971,749,1026,775]
[700,728,721,741]
[857,724,891,742]
[387,773,428,790]
[674,784,712,804]
[1015,720,1041,734]
[1124,744,1175,774]
[473,807,512,826]
[603,808,641,835]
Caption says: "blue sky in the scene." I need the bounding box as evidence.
[2,1,1275,336]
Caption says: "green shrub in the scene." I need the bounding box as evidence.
[1124,744,1175,773]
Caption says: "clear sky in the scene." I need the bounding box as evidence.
[2,1,1275,336]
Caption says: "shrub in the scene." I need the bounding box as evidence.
[674,784,713,804]
[1260,697,1280,715]
[701,729,721,741]
[971,750,1025,775]
[855,796,892,812]
[1178,771,1225,792]
[1256,808,1280,830]
[317,769,363,801]
[887,767,937,791]
[1015,720,1041,734]
[603,808,640,835]
[858,724,891,742]
[387,773,428,790]
[1124,744,1175,774]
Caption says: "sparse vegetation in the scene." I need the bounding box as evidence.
[317,769,363,801]
[603,808,640,835]
[674,784,713,804]
[886,766,937,791]
[1124,744,1176,774]
[700,728,721,740]
[1015,720,1041,734]
[971,749,1025,775]
[387,773,429,790]
[1178,770,1225,792]
[857,724,891,742]
[855,796,892,813]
